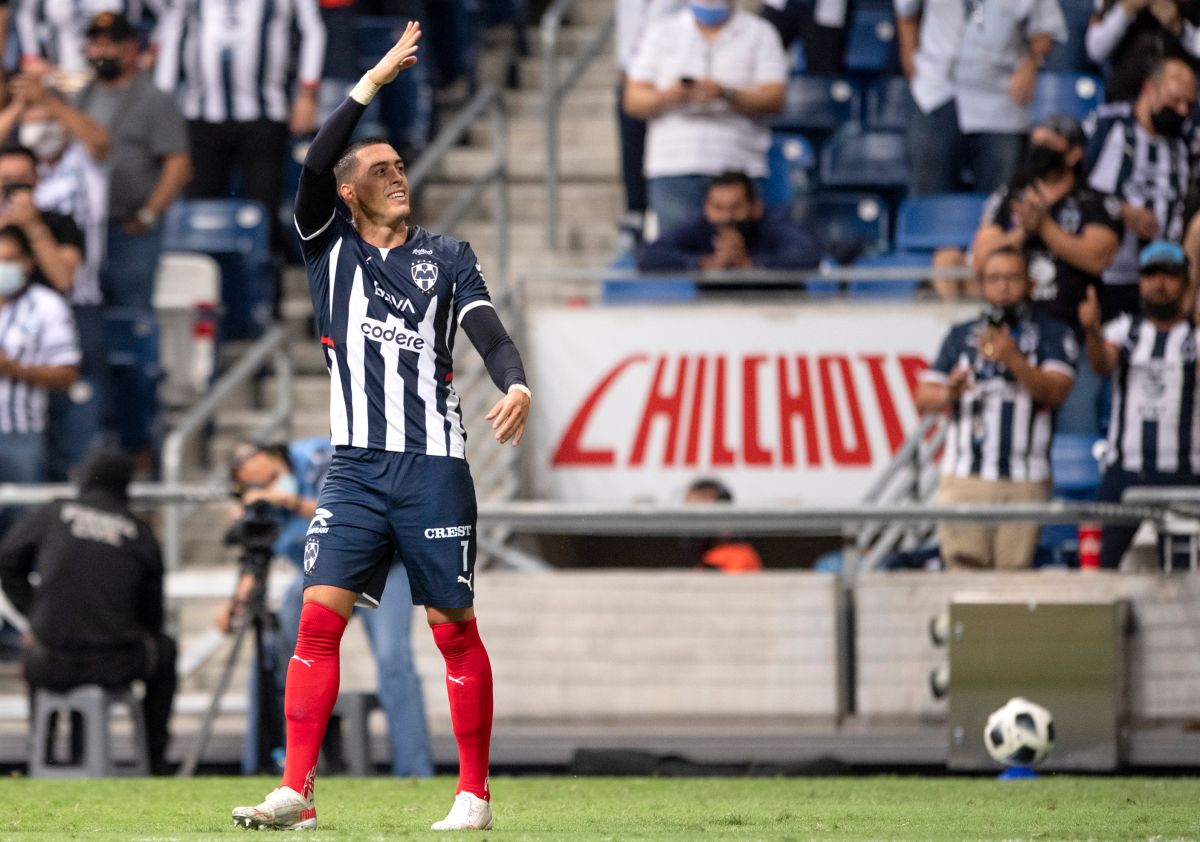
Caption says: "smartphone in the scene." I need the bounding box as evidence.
[680,77,695,87]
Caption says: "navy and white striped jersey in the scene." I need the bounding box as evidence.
[922,314,1078,482]
[1084,101,1194,287]
[0,284,80,435]
[1104,314,1200,474]
[15,0,158,73]
[153,0,325,123]
[296,213,491,459]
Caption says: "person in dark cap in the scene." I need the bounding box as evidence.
[0,449,176,774]
[971,112,1125,436]
[1080,240,1200,569]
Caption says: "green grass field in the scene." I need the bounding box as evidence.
[0,775,1197,841]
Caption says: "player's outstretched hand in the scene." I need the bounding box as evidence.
[486,387,530,447]
[367,20,422,87]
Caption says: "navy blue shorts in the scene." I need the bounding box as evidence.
[302,447,478,609]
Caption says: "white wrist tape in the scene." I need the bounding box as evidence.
[350,75,381,106]
[508,383,532,400]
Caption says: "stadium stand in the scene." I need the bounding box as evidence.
[864,75,913,132]
[843,1,899,74]
[818,127,908,189]
[792,191,889,264]
[764,133,816,207]
[773,74,860,135]
[895,193,990,252]
[1030,71,1104,123]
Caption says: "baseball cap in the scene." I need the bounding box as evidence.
[1138,240,1187,273]
[86,11,137,41]
[1035,113,1086,148]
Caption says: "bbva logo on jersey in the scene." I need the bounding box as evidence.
[411,261,438,293]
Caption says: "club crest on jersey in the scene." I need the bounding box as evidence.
[304,539,320,574]
[411,261,438,293]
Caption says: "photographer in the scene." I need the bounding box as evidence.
[219,440,432,778]
[916,246,1077,570]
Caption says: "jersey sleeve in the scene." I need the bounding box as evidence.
[921,326,965,384]
[981,188,1011,230]
[36,293,82,367]
[452,242,493,325]
[1039,321,1078,379]
[1082,191,1125,239]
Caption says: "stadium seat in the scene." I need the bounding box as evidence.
[161,199,272,341]
[895,193,990,251]
[817,127,908,189]
[356,17,434,152]
[1030,72,1103,124]
[1051,434,1103,499]
[1042,0,1094,72]
[864,75,913,131]
[104,309,162,453]
[773,74,861,134]
[792,192,889,265]
[154,252,221,408]
[601,253,697,304]
[847,251,929,298]
[844,1,898,73]
[764,133,816,206]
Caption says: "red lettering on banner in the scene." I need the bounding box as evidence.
[711,357,736,466]
[630,356,689,466]
[778,356,821,467]
[552,354,647,466]
[742,356,771,465]
[819,355,871,466]
[861,355,904,454]
[684,356,708,467]
[899,355,929,404]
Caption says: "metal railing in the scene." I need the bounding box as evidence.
[541,0,615,249]
[161,326,293,570]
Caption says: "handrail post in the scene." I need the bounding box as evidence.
[492,96,511,294]
[541,3,564,250]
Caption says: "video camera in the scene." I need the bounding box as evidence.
[224,499,284,573]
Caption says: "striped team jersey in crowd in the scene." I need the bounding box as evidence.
[296,213,492,459]
[1104,314,1200,475]
[0,284,80,434]
[15,0,158,72]
[153,0,325,123]
[1085,102,1193,286]
[922,314,1077,482]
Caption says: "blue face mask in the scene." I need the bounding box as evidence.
[0,261,25,297]
[689,2,731,27]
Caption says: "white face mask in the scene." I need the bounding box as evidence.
[274,473,299,498]
[0,261,26,297]
[18,120,68,161]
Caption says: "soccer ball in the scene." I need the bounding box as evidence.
[983,697,1055,767]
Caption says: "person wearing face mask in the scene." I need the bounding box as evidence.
[219,440,433,780]
[636,170,820,272]
[1079,241,1200,569]
[916,246,1077,570]
[971,114,1123,435]
[1085,57,1197,321]
[14,0,160,76]
[1086,0,1200,104]
[623,0,788,236]
[77,12,192,312]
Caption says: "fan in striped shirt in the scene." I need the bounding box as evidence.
[1081,240,1199,570]
[916,245,1077,570]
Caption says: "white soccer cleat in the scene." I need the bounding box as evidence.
[231,786,317,831]
[431,791,493,831]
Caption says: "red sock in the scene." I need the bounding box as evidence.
[281,601,347,800]
[432,619,493,800]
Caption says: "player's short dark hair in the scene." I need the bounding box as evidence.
[707,171,757,203]
[334,137,397,185]
[0,144,38,170]
[980,244,1028,274]
[687,477,734,502]
[0,224,33,258]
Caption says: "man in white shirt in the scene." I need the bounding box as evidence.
[895,0,1068,196]
[623,0,788,236]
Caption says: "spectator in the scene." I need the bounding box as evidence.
[637,170,820,271]
[916,245,1076,570]
[0,225,79,490]
[79,12,191,312]
[1085,57,1196,320]
[1080,241,1198,569]
[0,449,175,775]
[759,0,850,73]
[895,0,1067,196]
[217,440,433,778]
[682,478,763,573]
[971,113,1123,435]
[153,0,324,259]
[0,146,85,298]
[1087,0,1200,102]
[14,0,160,75]
[623,1,788,236]
[614,0,686,249]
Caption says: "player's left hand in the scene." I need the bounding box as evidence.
[486,386,530,446]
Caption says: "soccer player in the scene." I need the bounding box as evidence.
[232,22,529,832]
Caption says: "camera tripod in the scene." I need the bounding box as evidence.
[180,551,283,777]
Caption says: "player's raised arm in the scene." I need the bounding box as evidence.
[294,21,422,235]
